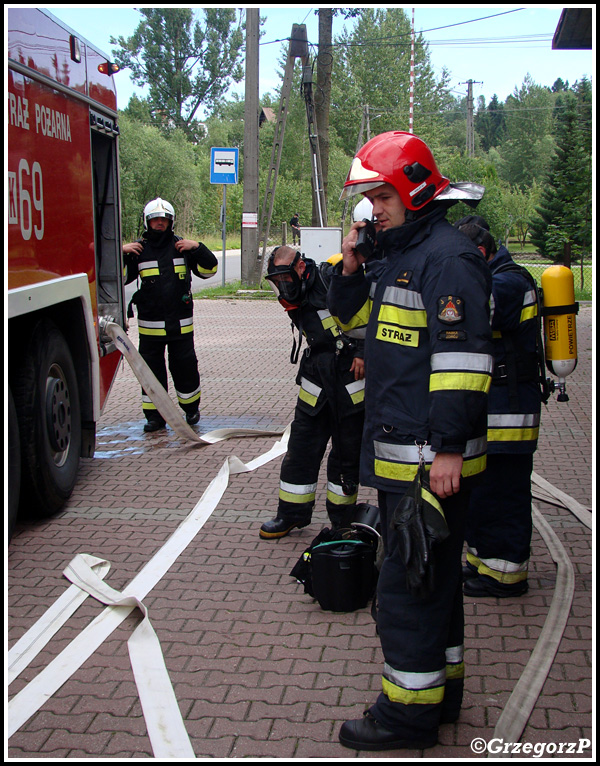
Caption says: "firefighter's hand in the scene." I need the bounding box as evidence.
[350,357,365,380]
[429,453,463,498]
[341,222,367,276]
[175,239,200,252]
[123,241,143,255]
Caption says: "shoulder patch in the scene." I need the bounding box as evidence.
[438,295,464,324]
[396,270,413,285]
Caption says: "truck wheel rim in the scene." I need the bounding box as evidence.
[45,366,72,465]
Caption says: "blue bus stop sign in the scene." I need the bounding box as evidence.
[210,147,239,184]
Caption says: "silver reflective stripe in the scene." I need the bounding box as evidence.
[374,441,436,463]
[346,379,365,395]
[173,258,186,267]
[477,555,529,574]
[138,320,166,329]
[445,644,464,664]
[382,284,425,310]
[430,352,494,373]
[383,663,445,690]
[176,384,201,401]
[139,260,159,271]
[488,413,540,428]
[374,436,486,462]
[280,480,318,495]
[180,317,194,328]
[489,294,496,324]
[300,378,322,398]
[523,289,537,306]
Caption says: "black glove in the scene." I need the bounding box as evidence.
[391,465,450,598]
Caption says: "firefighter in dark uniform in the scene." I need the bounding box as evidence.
[259,245,365,539]
[327,132,493,750]
[456,216,545,597]
[123,198,218,432]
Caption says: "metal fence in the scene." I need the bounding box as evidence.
[514,259,593,299]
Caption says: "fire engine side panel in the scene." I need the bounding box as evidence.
[8,8,122,411]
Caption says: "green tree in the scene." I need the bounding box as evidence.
[111,7,244,137]
[494,75,555,189]
[117,114,205,241]
[475,94,506,152]
[529,79,592,259]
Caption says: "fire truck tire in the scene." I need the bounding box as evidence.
[13,319,82,519]
[8,386,21,541]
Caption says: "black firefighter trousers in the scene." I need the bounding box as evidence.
[138,333,201,420]
[370,487,469,740]
[276,400,364,529]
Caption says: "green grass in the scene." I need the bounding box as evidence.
[193,279,276,300]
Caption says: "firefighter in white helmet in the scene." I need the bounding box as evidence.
[327,131,493,751]
[123,198,218,432]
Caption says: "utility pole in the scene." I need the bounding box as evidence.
[461,79,482,156]
[241,8,260,285]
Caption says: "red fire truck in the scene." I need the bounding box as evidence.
[7,8,125,538]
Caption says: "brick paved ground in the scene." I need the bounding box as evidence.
[7,300,593,759]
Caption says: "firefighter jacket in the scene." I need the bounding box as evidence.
[486,246,544,454]
[327,206,494,492]
[124,231,218,341]
[286,259,365,421]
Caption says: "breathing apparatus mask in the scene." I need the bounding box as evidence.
[265,248,307,307]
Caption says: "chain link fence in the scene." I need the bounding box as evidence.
[513,257,593,300]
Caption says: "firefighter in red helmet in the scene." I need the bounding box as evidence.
[328,132,493,750]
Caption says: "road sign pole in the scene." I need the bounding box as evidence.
[222,185,227,287]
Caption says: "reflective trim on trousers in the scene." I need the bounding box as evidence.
[466,549,529,584]
[382,663,446,705]
[326,481,358,506]
[279,480,317,505]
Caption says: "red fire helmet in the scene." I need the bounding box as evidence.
[340,131,451,211]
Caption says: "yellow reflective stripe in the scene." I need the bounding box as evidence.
[298,378,322,407]
[317,309,339,335]
[174,264,187,274]
[374,459,419,482]
[382,664,446,706]
[326,483,358,506]
[429,372,491,393]
[446,661,465,680]
[487,427,539,442]
[466,549,528,583]
[376,323,419,347]
[140,267,160,278]
[196,265,217,275]
[375,454,486,481]
[346,379,365,405]
[378,304,428,328]
[180,323,194,334]
[520,304,538,323]
[177,386,201,405]
[477,561,528,584]
[331,299,371,335]
[382,677,445,705]
[421,487,444,517]
[138,326,167,336]
[460,454,487,477]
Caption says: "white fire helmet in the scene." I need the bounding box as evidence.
[143,197,175,230]
[353,197,374,223]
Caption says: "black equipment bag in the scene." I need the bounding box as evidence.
[290,504,380,612]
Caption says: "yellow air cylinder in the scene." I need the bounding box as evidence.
[541,265,578,399]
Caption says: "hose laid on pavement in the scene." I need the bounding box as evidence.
[104,321,284,445]
[490,501,576,756]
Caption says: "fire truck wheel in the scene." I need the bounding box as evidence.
[14,319,82,518]
[8,386,21,541]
